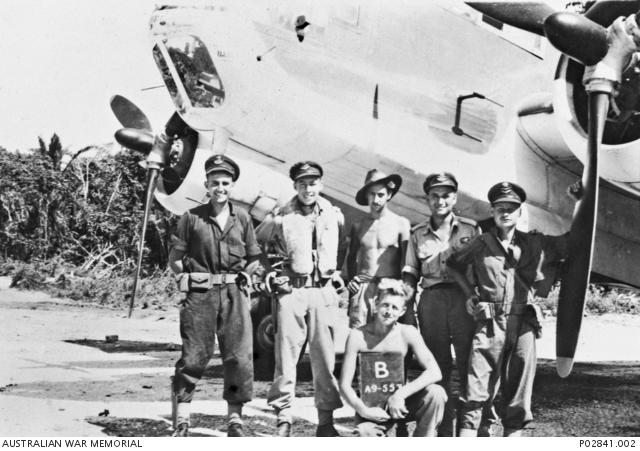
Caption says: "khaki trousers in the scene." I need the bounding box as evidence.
[268,285,343,419]
[355,385,447,437]
[461,310,538,431]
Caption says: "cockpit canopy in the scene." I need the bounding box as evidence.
[152,34,224,115]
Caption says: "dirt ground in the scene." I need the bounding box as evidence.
[0,277,638,437]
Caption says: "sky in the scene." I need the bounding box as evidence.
[0,0,174,153]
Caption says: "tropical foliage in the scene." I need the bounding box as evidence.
[0,135,177,281]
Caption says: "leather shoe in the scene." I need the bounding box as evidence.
[276,421,291,437]
[227,423,244,437]
[171,422,188,437]
[316,424,340,437]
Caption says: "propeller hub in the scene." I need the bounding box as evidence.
[544,12,608,66]
[115,128,154,154]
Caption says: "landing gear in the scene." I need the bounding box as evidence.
[251,294,275,377]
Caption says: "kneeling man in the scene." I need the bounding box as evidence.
[339,279,447,437]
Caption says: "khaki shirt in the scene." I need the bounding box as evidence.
[402,215,479,287]
[169,202,261,274]
[448,230,569,305]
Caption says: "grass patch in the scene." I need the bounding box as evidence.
[2,259,182,311]
[3,259,639,316]
[533,283,639,316]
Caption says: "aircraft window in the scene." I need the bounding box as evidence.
[152,44,181,108]
[161,35,225,109]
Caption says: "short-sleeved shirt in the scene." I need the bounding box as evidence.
[170,202,261,274]
[402,215,480,287]
[448,229,569,305]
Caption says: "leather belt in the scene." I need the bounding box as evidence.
[289,275,322,289]
[188,272,237,287]
[422,281,456,290]
[479,302,530,316]
[209,273,238,285]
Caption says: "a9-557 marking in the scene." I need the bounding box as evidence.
[579,440,636,448]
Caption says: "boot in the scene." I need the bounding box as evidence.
[171,422,189,437]
[477,423,493,437]
[276,421,291,437]
[503,428,522,437]
[316,424,340,437]
[458,428,477,437]
[227,423,244,437]
[395,421,409,437]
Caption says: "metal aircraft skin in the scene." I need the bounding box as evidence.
[124,0,640,290]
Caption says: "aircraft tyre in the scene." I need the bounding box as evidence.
[251,294,276,378]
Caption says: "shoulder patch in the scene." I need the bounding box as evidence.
[457,216,478,227]
[411,220,429,232]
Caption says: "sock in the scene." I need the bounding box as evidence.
[228,403,243,426]
[276,408,292,424]
[176,403,190,426]
[318,409,334,426]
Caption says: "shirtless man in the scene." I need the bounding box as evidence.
[339,279,447,437]
[346,169,411,329]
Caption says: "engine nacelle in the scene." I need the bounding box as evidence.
[154,132,295,221]
[517,52,640,196]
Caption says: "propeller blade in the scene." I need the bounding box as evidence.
[584,0,640,27]
[556,92,606,378]
[114,128,154,154]
[544,12,608,66]
[110,95,152,132]
[128,168,160,318]
[465,2,556,35]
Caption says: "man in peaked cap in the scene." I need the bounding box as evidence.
[346,169,411,329]
[168,154,261,437]
[256,160,347,436]
[448,181,579,437]
[401,172,493,436]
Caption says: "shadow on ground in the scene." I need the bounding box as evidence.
[86,411,352,437]
[65,339,180,353]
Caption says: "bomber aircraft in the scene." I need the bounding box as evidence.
[110,0,640,377]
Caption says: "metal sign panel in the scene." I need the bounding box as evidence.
[358,352,405,408]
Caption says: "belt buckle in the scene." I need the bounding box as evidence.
[292,275,310,289]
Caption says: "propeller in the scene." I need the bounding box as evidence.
[466,2,640,376]
[110,94,152,131]
[466,2,556,35]
[110,95,192,317]
[556,89,605,377]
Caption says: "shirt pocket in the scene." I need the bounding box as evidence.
[417,242,441,276]
[226,230,247,259]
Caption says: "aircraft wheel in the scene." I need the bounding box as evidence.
[252,296,275,378]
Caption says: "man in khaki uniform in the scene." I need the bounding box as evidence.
[256,161,346,437]
[449,182,573,437]
[346,169,411,328]
[402,172,492,436]
[168,155,261,437]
